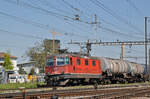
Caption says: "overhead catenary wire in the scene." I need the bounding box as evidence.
[3,0,144,40]
[0,11,86,39]
[4,0,73,20]
[61,0,85,15]
[100,26,144,40]
[76,0,143,38]
[125,47,144,54]
[90,0,143,34]
[0,4,140,40]
[0,0,146,63]
[125,0,144,16]
[0,44,28,49]
[62,0,80,12]
[28,0,91,39]
[4,0,92,37]
[0,10,49,29]
[62,0,144,39]
[31,0,75,16]
[61,0,93,21]
[0,28,45,39]
[0,11,90,39]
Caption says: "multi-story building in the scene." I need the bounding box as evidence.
[0,52,18,74]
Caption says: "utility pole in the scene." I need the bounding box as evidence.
[147,49,150,81]
[145,17,148,73]
[93,14,98,56]
[94,14,97,41]
[121,44,125,60]
[86,40,91,56]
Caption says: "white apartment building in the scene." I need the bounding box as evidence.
[0,52,18,74]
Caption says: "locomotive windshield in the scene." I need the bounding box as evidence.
[56,57,69,66]
[46,58,54,66]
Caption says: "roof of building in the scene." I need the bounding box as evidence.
[17,61,36,67]
[0,52,17,59]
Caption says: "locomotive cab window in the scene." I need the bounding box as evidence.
[56,57,65,66]
[65,57,69,64]
[77,59,81,65]
[46,58,54,66]
[70,57,72,65]
[85,59,88,66]
[56,56,69,66]
[92,61,96,66]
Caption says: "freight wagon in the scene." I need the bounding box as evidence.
[100,58,145,84]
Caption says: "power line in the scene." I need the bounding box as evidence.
[4,0,72,20]
[0,10,49,29]
[125,47,144,54]
[32,0,95,39]
[32,0,75,16]
[100,26,144,40]
[0,11,87,39]
[75,0,143,38]
[4,0,92,34]
[74,0,144,39]
[100,19,143,36]
[64,21,91,38]
[0,44,27,49]
[0,10,89,39]
[4,0,143,40]
[61,0,136,39]
[62,0,85,15]
[0,12,89,40]
[125,0,144,16]
[0,28,45,39]
[90,0,143,34]
[62,0,80,12]
[62,0,95,21]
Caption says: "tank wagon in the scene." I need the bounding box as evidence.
[100,58,145,83]
[45,54,146,86]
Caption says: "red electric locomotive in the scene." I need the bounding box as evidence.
[45,54,102,86]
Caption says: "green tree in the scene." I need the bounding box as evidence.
[26,39,67,73]
[3,53,13,70]
[29,68,36,75]
[18,66,27,74]
[26,42,46,73]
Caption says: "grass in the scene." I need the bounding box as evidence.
[0,81,150,90]
[0,82,37,90]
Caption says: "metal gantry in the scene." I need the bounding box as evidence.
[69,40,150,60]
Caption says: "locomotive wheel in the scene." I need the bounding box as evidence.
[93,80,98,89]
[104,80,111,84]
[47,81,53,86]
[94,83,98,89]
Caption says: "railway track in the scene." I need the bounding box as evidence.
[0,83,150,99]
[1,83,150,93]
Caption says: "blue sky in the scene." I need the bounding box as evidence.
[0,0,150,64]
